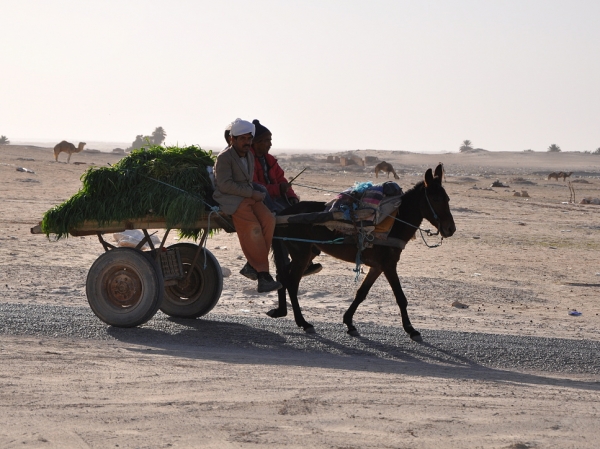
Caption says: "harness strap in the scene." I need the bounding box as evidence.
[272,236,345,245]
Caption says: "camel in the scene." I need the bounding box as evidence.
[53,141,86,163]
[560,171,573,181]
[548,172,560,181]
[374,161,400,179]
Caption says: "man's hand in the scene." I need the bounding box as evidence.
[251,190,266,202]
[279,182,291,197]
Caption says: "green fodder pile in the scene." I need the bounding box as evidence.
[41,145,215,239]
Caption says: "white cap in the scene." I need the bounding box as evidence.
[229,118,255,137]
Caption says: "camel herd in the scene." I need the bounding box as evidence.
[50,145,578,196]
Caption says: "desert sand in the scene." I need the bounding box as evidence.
[1,144,600,448]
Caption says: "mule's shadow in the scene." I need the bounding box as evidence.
[107,314,600,393]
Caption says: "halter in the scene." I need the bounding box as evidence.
[385,184,443,248]
[424,187,440,224]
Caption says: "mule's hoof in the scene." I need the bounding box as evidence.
[410,332,423,342]
[266,309,286,318]
[347,329,360,337]
[304,326,316,334]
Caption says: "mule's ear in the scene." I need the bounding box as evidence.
[424,168,434,187]
[434,163,444,180]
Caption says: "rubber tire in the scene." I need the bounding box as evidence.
[142,249,165,306]
[86,248,163,327]
[159,243,223,318]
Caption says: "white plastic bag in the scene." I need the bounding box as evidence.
[113,229,161,250]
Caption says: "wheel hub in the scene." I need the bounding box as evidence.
[170,265,203,304]
[106,268,142,308]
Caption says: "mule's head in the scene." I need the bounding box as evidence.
[422,163,456,238]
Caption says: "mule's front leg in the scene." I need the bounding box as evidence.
[343,267,382,337]
[384,269,422,342]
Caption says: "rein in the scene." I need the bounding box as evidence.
[389,187,443,248]
[272,236,345,245]
[295,181,444,248]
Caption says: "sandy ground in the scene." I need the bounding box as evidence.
[1,145,600,448]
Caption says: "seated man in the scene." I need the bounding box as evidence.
[213,118,281,293]
[239,119,322,280]
[251,119,300,212]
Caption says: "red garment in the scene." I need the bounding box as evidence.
[251,149,299,200]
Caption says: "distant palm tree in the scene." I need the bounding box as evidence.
[547,144,561,153]
[459,140,473,152]
[151,127,167,145]
[130,134,149,151]
[593,147,600,155]
[0,135,10,145]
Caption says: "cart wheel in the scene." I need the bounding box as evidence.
[160,243,223,318]
[86,248,164,327]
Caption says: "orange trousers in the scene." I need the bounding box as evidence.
[231,198,275,273]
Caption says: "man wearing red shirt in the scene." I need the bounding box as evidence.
[239,119,322,280]
[250,119,299,212]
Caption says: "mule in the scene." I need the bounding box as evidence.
[269,163,455,341]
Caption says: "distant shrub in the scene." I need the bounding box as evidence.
[510,177,536,185]
[127,127,167,151]
[547,144,561,152]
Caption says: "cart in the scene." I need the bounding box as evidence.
[30,210,372,328]
[30,213,235,328]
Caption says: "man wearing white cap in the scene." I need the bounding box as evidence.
[213,118,282,293]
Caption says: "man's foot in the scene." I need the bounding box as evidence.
[257,272,282,293]
[239,262,258,281]
[303,263,323,277]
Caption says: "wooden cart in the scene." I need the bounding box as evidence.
[30,214,235,328]
[30,210,370,328]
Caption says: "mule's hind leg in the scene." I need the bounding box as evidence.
[266,287,288,318]
[343,267,382,337]
[286,244,316,333]
[266,239,289,318]
[383,268,422,342]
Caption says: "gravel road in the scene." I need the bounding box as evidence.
[2,302,599,378]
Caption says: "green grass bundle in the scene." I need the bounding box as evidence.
[42,145,216,239]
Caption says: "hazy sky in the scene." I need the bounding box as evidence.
[2,0,599,153]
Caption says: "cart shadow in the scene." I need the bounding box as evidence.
[108,315,288,350]
[106,315,600,393]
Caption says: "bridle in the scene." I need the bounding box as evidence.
[423,186,440,228]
